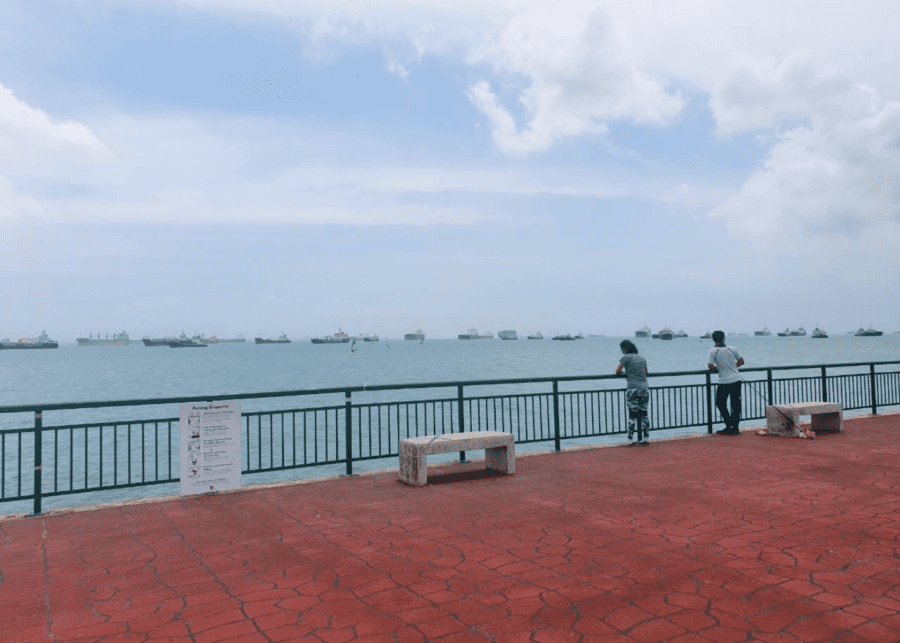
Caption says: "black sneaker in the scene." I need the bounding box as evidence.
[716,428,740,435]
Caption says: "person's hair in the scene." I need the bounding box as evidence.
[620,339,638,354]
[712,330,725,343]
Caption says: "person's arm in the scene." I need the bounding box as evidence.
[708,362,717,371]
[736,357,745,368]
[616,363,624,375]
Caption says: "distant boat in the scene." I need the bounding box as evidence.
[0,330,58,350]
[552,333,575,341]
[855,326,883,337]
[777,328,791,337]
[216,335,247,343]
[498,330,518,340]
[458,328,492,339]
[363,334,379,343]
[700,330,712,339]
[754,326,772,336]
[811,327,828,339]
[588,334,606,338]
[659,327,674,340]
[404,329,425,341]
[527,331,544,340]
[77,331,132,346]
[257,334,291,344]
[790,326,807,337]
[311,329,349,344]
[143,335,179,347]
[635,325,651,338]
[673,329,688,338]
[574,332,585,339]
[168,333,207,348]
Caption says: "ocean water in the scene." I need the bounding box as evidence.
[1,334,897,514]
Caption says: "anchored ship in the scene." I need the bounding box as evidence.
[811,327,828,339]
[458,328,493,339]
[527,331,543,340]
[404,329,425,341]
[498,330,518,340]
[77,331,132,346]
[310,329,349,344]
[659,327,674,340]
[0,331,58,349]
[855,326,883,337]
[635,325,651,338]
[256,334,291,344]
[754,326,772,336]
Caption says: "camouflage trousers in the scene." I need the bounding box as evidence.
[626,387,650,441]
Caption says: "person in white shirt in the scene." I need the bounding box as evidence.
[707,330,745,435]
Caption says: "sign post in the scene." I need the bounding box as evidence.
[180,401,242,496]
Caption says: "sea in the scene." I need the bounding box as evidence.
[1,333,898,514]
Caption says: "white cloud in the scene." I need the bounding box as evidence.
[0,83,112,174]
[466,5,684,155]
[710,96,900,271]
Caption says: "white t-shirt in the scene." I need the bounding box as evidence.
[707,345,743,384]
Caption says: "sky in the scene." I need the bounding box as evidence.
[1,0,898,340]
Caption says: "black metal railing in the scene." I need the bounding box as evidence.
[2,360,898,514]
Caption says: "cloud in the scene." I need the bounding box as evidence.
[466,5,684,155]
[0,83,112,174]
[710,93,900,270]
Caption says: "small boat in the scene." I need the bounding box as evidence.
[257,334,291,344]
[0,331,58,350]
[527,331,544,340]
[811,327,828,339]
[498,330,518,340]
[404,329,425,341]
[635,325,651,338]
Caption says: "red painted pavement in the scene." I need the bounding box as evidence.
[1,414,899,643]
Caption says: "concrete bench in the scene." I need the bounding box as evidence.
[762,402,843,439]
[399,431,515,486]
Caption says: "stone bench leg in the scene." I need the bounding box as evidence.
[485,443,515,475]
[765,406,801,437]
[811,411,843,433]
[399,443,428,487]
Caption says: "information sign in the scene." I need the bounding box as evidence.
[180,401,242,495]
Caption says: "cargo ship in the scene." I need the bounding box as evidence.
[0,331,58,349]
[256,334,291,344]
[211,335,247,343]
[811,327,828,338]
[404,329,425,341]
[552,333,575,340]
[855,326,883,337]
[77,331,132,346]
[498,330,518,340]
[458,328,493,339]
[142,336,178,347]
[311,329,349,344]
[659,327,674,340]
[754,326,772,336]
[527,331,543,340]
[635,325,651,338]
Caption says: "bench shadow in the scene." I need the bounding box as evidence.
[426,468,508,485]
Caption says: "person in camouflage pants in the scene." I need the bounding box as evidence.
[616,340,651,444]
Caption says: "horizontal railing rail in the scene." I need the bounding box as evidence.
[2,360,898,514]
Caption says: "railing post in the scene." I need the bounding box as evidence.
[821,366,828,402]
[767,369,774,406]
[344,391,353,476]
[553,381,561,451]
[33,410,43,515]
[457,385,466,462]
[870,364,878,415]
[705,373,713,434]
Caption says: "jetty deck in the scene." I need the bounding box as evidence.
[1,414,898,643]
